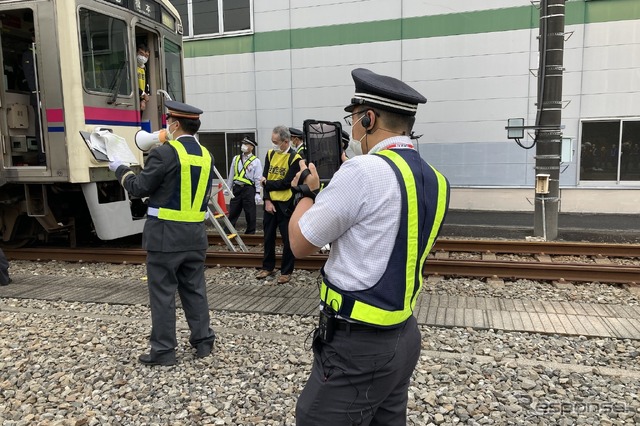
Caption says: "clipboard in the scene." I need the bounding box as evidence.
[80,131,109,162]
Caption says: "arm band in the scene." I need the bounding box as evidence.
[292,184,319,201]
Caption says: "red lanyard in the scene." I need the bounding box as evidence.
[384,143,414,150]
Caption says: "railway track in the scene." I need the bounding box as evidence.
[208,234,640,257]
[5,239,640,285]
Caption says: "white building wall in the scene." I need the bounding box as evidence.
[184,1,640,212]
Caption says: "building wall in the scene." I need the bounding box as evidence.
[182,0,640,211]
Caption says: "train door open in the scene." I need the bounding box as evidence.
[0,8,45,168]
[134,27,162,133]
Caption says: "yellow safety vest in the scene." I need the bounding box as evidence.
[137,66,146,96]
[233,154,257,185]
[266,149,300,202]
[156,140,212,222]
[320,149,450,327]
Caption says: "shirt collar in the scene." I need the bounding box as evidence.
[368,135,414,154]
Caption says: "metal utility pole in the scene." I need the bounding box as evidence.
[534,0,565,240]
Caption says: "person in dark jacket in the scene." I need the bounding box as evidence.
[0,248,10,286]
[256,126,301,284]
[109,100,216,366]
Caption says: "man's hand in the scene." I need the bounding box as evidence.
[264,199,276,214]
[260,177,266,186]
[108,159,123,172]
[255,194,263,205]
[292,160,320,191]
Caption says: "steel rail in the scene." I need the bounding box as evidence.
[5,247,639,284]
[207,235,640,258]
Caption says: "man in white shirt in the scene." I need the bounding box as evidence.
[289,68,450,425]
[226,137,263,234]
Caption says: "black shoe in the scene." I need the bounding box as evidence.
[0,278,9,286]
[138,352,176,366]
[195,342,214,358]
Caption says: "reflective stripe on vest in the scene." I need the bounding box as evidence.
[320,149,450,327]
[156,140,212,222]
[233,155,256,185]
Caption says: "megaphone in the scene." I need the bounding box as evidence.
[135,129,168,152]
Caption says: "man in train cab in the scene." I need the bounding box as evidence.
[109,100,216,366]
[225,137,263,234]
[289,127,305,159]
[137,43,150,114]
[256,126,302,284]
[21,26,45,166]
[288,68,450,424]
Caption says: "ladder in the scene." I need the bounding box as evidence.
[207,184,248,252]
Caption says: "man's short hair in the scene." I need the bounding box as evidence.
[273,125,291,142]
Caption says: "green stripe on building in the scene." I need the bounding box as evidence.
[183,0,640,58]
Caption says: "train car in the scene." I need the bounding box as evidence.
[176,0,640,216]
[0,0,184,246]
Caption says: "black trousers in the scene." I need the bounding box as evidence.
[0,248,9,285]
[296,316,420,426]
[261,201,294,275]
[228,184,256,234]
[145,250,216,355]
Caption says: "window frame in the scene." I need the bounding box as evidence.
[578,118,640,186]
[78,7,132,97]
[197,131,257,180]
[176,0,253,39]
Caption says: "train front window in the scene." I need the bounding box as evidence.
[79,9,131,96]
[164,39,183,102]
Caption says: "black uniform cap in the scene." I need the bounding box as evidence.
[165,100,203,119]
[241,137,257,147]
[344,68,427,116]
[289,127,303,138]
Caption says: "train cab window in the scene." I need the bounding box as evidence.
[163,39,183,102]
[78,9,131,96]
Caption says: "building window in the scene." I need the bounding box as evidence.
[170,0,251,38]
[198,131,257,179]
[580,120,640,182]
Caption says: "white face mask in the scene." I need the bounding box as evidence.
[241,144,249,153]
[137,55,148,66]
[165,121,176,140]
[349,135,366,156]
[273,142,289,153]
[348,113,367,156]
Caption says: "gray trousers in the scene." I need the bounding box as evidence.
[296,316,421,426]
[146,250,215,354]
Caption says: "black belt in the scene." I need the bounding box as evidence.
[233,182,253,187]
[335,318,382,333]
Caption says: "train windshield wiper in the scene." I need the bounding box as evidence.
[107,60,127,105]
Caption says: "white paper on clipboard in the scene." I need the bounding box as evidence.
[90,128,138,164]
